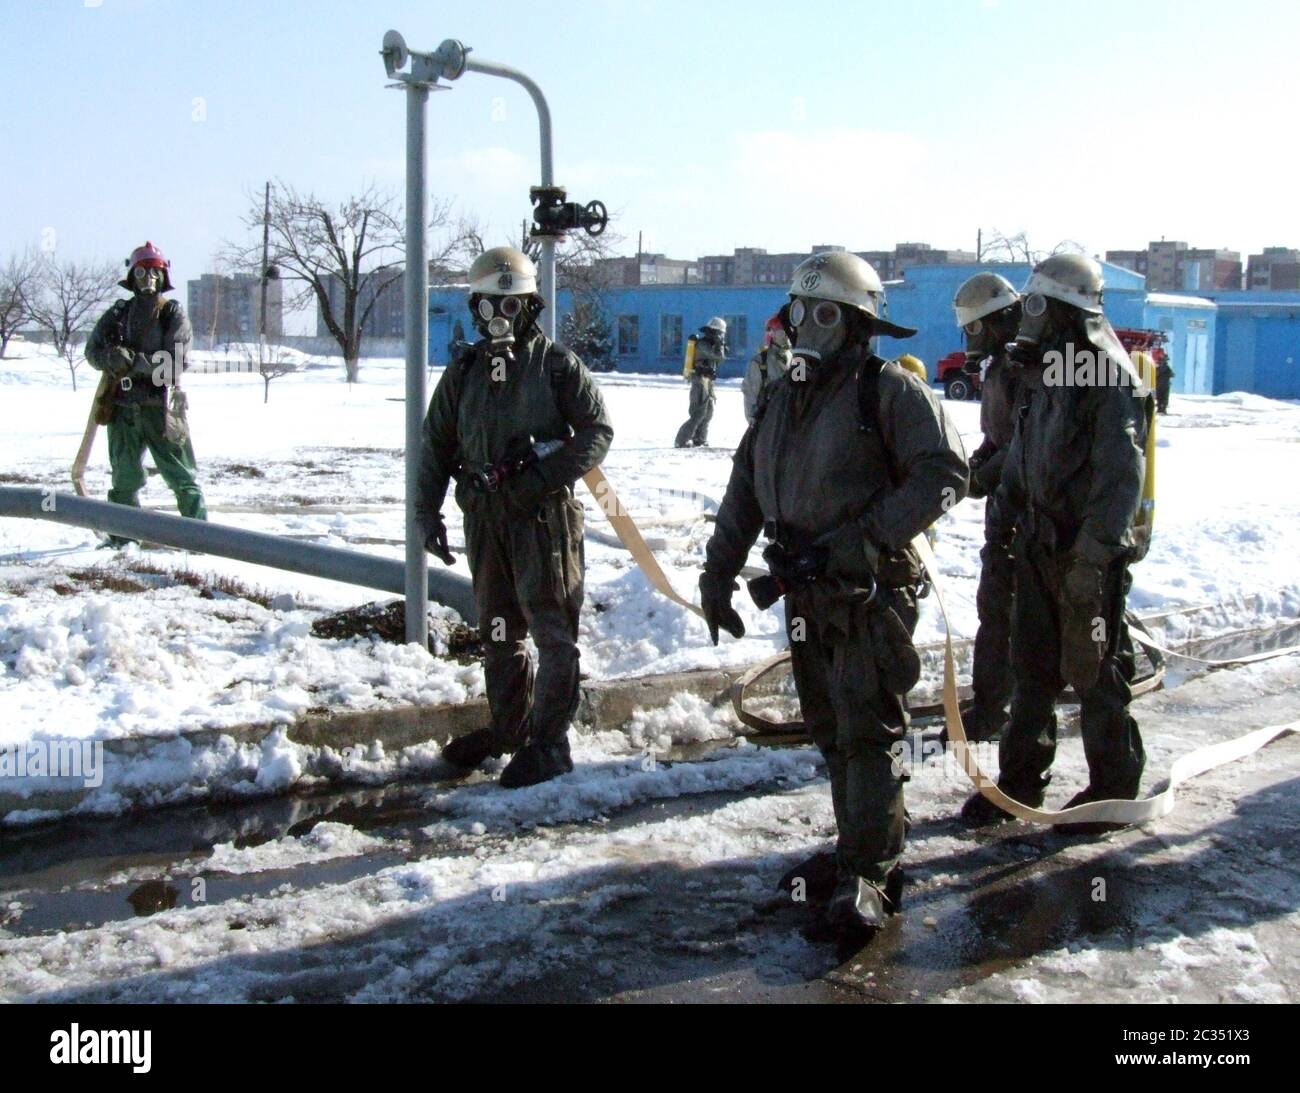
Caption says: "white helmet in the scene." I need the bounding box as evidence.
[704,316,727,335]
[467,246,538,296]
[953,272,1020,327]
[788,252,915,338]
[1022,253,1104,315]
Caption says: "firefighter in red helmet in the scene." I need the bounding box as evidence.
[85,241,207,539]
[742,311,793,425]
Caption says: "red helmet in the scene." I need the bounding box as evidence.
[126,241,169,270]
[120,241,174,292]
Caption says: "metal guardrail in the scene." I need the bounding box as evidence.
[0,487,478,625]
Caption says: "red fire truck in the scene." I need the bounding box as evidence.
[936,328,1169,400]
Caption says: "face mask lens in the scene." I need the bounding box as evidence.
[964,319,983,336]
[476,297,494,321]
[1024,293,1048,318]
[812,301,841,328]
[499,295,522,319]
[788,299,806,328]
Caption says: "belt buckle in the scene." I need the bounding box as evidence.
[119,376,133,392]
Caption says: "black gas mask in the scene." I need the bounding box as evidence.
[788,295,849,373]
[1006,293,1076,368]
[963,303,1020,371]
[132,264,163,296]
[469,292,539,365]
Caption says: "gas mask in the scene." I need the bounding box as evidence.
[1006,293,1073,368]
[963,304,1020,369]
[132,265,163,295]
[788,295,847,370]
[470,292,532,361]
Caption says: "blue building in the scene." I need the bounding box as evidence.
[1199,291,1300,398]
[429,262,1300,398]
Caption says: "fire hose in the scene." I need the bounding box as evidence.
[582,469,1300,827]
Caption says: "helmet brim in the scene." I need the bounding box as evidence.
[873,317,917,339]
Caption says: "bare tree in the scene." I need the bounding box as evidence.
[25,258,117,390]
[0,250,41,358]
[447,214,625,300]
[224,181,455,383]
[241,342,302,403]
[982,229,1089,266]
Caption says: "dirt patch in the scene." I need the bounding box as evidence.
[312,599,481,661]
[123,561,277,608]
[224,463,266,479]
[0,472,40,485]
[62,567,152,595]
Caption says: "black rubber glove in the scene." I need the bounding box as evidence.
[1060,560,1106,690]
[423,514,455,565]
[699,571,745,645]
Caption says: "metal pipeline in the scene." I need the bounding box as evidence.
[0,487,478,625]
[461,56,558,341]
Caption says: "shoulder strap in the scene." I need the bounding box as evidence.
[857,356,902,486]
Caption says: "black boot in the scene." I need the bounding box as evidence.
[499,736,573,789]
[1053,786,1133,837]
[441,727,500,771]
[826,869,902,944]
[776,850,837,903]
[959,783,1042,829]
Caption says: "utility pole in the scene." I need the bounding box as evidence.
[977,227,982,263]
[637,230,643,285]
[260,181,271,363]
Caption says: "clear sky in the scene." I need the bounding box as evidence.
[2,0,1297,316]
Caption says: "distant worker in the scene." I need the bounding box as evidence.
[674,317,727,448]
[961,255,1154,835]
[742,313,792,425]
[1155,348,1174,414]
[85,241,206,541]
[417,247,614,789]
[951,272,1024,743]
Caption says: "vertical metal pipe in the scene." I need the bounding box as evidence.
[540,238,557,339]
[405,85,430,647]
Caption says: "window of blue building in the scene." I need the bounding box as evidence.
[618,315,639,356]
[660,314,683,359]
[723,314,748,358]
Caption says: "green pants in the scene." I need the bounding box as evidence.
[786,587,918,884]
[107,401,207,519]
[461,487,585,751]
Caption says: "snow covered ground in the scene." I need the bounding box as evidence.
[2,339,1299,1002]
[2,341,1299,815]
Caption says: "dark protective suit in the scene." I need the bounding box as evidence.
[85,294,206,520]
[416,330,613,752]
[742,342,792,424]
[965,351,1021,740]
[992,327,1152,801]
[1155,360,1174,414]
[674,332,725,447]
[706,347,968,882]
